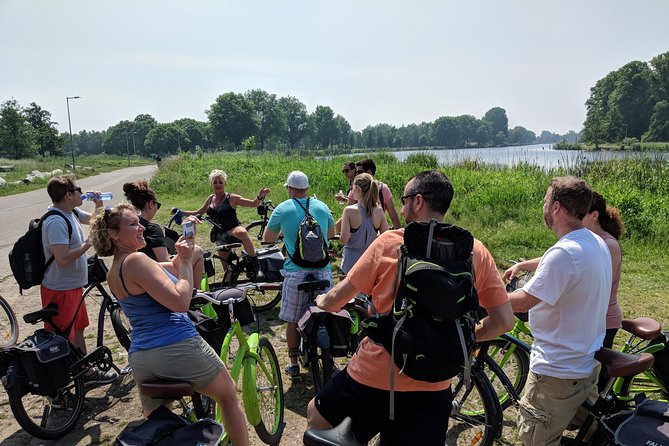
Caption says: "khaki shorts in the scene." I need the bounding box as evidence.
[518,365,600,446]
[130,335,224,413]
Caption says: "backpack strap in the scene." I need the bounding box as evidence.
[378,183,385,211]
[292,197,310,215]
[41,209,74,271]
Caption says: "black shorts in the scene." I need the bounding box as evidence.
[213,231,242,247]
[314,368,453,446]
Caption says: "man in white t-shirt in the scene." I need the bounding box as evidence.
[509,176,612,446]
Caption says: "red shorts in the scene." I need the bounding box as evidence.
[40,286,89,341]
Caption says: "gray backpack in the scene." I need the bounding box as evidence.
[288,198,330,268]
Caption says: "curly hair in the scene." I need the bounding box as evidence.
[589,191,625,240]
[123,180,157,211]
[89,202,139,257]
[209,169,227,184]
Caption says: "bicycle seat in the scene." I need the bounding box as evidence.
[23,304,59,325]
[298,280,331,293]
[303,417,360,446]
[595,348,654,378]
[139,379,194,399]
[621,317,662,340]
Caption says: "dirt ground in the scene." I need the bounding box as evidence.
[0,278,314,446]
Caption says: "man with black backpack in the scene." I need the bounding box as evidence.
[41,175,118,387]
[263,170,335,380]
[306,170,514,445]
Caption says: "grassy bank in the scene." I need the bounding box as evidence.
[150,152,669,327]
[0,155,152,197]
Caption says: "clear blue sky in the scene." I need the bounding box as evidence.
[1,0,668,136]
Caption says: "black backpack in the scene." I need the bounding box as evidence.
[8,210,77,293]
[288,198,330,268]
[363,220,479,417]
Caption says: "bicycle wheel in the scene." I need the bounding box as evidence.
[192,391,215,419]
[7,353,85,439]
[309,341,334,393]
[110,303,132,352]
[0,294,19,348]
[247,288,282,313]
[618,370,668,402]
[246,220,266,244]
[485,337,530,411]
[447,371,501,446]
[251,337,285,444]
[91,284,131,352]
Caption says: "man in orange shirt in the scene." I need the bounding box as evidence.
[307,170,514,445]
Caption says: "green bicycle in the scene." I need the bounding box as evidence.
[139,285,285,445]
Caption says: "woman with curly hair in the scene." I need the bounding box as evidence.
[123,180,204,280]
[89,203,248,444]
[181,169,270,280]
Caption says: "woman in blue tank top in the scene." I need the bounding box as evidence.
[89,203,249,445]
[181,169,270,281]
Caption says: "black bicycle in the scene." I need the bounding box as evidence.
[0,293,19,349]
[0,302,121,439]
[84,255,132,353]
[245,197,276,244]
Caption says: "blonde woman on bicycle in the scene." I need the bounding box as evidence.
[89,203,249,445]
[182,169,270,281]
[339,173,388,274]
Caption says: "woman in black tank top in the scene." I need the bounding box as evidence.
[181,169,270,280]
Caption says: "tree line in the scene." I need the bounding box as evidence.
[582,51,669,146]
[1,89,579,159]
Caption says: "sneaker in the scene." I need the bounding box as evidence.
[84,368,119,388]
[284,364,301,379]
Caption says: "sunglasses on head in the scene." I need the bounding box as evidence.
[400,191,432,205]
[68,187,82,194]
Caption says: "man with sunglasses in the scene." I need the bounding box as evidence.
[307,170,514,445]
[42,175,118,387]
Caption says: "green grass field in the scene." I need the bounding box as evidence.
[146,151,669,328]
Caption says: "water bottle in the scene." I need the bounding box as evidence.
[317,323,330,349]
[24,253,33,283]
[84,192,113,201]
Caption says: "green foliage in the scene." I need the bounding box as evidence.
[404,152,439,169]
[0,99,37,158]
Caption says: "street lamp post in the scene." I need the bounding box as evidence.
[66,96,81,171]
[125,132,130,166]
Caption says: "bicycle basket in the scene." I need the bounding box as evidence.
[87,256,109,285]
[17,329,70,395]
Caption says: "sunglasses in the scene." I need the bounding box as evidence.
[342,168,352,173]
[400,191,432,205]
[154,200,162,210]
[68,187,82,194]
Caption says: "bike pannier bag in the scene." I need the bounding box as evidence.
[288,198,330,268]
[115,404,224,446]
[8,210,76,293]
[648,331,669,388]
[209,289,256,330]
[87,255,109,286]
[614,397,669,446]
[298,307,353,358]
[259,250,285,282]
[188,310,225,354]
[17,329,71,396]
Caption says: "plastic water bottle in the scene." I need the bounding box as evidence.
[317,323,330,349]
[84,192,113,201]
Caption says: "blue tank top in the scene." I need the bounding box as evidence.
[117,258,197,353]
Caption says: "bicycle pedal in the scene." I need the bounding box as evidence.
[120,365,132,375]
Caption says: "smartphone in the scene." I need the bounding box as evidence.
[181,221,195,238]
